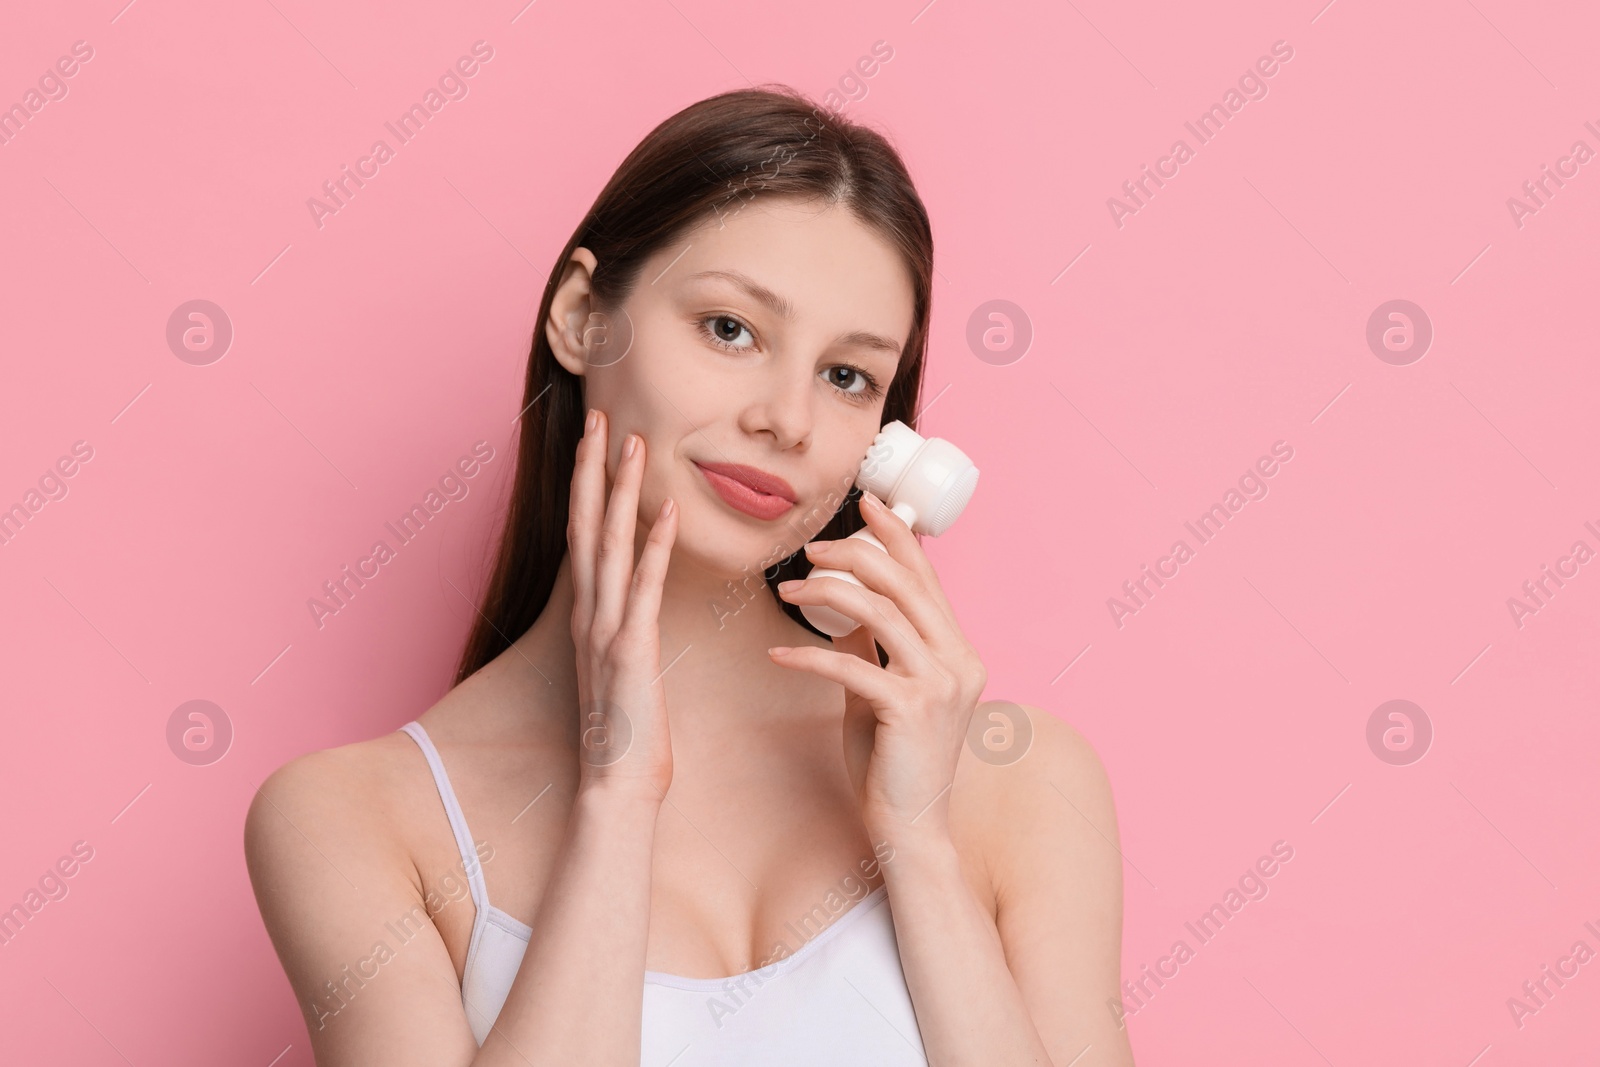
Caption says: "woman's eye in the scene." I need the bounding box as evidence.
[822,364,884,402]
[701,315,755,350]
[700,314,883,403]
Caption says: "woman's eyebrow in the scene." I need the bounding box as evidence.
[685,269,795,319]
[834,330,903,357]
[685,269,903,357]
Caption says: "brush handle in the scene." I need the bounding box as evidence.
[799,504,914,637]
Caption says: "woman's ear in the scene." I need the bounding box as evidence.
[546,247,601,376]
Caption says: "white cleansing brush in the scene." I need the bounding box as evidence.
[800,420,980,638]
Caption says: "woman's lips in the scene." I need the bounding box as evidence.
[693,461,797,521]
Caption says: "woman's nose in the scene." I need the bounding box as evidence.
[745,369,814,450]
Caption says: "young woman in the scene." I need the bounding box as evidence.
[246,86,1133,1066]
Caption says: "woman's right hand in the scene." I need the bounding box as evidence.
[567,406,679,799]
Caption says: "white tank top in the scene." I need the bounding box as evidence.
[400,722,930,1065]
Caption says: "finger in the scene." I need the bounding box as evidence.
[833,621,882,668]
[617,496,678,649]
[767,643,903,704]
[778,576,932,677]
[803,535,949,647]
[567,407,606,636]
[592,428,647,642]
[857,493,956,621]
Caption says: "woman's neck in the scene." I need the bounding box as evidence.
[504,550,834,734]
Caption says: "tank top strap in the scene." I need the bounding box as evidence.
[399,721,489,912]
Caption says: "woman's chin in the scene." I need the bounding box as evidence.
[674,527,799,586]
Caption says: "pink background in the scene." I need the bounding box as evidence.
[2,0,1597,1063]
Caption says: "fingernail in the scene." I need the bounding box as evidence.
[768,646,792,656]
[585,408,597,433]
[778,579,802,591]
[861,490,883,510]
[661,497,675,518]
[624,434,638,458]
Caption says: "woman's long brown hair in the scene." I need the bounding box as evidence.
[453,84,934,686]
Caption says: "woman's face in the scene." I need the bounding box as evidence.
[548,195,916,581]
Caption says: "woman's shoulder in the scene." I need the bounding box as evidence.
[953,701,1114,807]
[240,694,503,1050]
[243,660,498,874]
[243,722,440,889]
[247,727,429,822]
[243,657,570,885]
[950,703,1118,894]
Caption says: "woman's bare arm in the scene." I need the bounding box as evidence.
[770,493,1133,1066]
[477,781,663,1063]
[245,753,666,1066]
[882,708,1135,1067]
[245,747,483,1064]
[246,407,681,1065]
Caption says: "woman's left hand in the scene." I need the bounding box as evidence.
[768,490,987,845]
